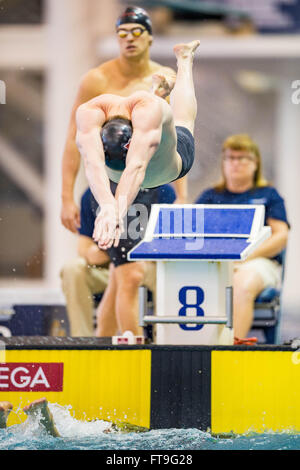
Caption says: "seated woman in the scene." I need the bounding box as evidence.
[195,134,289,342]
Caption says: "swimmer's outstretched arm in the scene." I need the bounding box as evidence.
[115,99,162,221]
[76,100,122,249]
[23,398,60,438]
[76,102,115,208]
[0,399,60,438]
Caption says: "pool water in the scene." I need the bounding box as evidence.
[1,404,300,450]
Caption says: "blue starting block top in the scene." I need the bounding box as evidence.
[153,206,256,237]
[128,204,271,261]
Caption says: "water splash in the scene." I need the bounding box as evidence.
[48,403,112,438]
[1,404,300,450]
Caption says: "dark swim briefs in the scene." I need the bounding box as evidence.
[174,126,195,180]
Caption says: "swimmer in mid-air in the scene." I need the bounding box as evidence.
[76,40,200,250]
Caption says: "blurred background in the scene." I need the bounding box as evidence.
[0,0,299,339]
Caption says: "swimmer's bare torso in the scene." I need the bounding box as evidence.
[77,90,181,189]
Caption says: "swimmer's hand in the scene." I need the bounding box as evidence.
[93,203,123,250]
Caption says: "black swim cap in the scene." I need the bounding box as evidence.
[101,118,133,171]
[116,6,152,35]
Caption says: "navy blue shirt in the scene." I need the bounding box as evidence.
[79,184,176,239]
[195,186,289,265]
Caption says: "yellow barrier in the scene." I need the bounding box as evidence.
[211,350,300,434]
[0,348,151,428]
[2,340,300,434]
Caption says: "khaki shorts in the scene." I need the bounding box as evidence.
[234,257,282,290]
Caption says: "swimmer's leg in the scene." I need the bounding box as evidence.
[0,402,13,429]
[23,398,60,437]
[170,40,200,135]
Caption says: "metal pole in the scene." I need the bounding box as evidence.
[226,286,233,329]
[142,315,227,325]
[138,286,147,327]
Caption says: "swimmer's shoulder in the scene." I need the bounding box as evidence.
[127,92,165,127]
[150,61,176,79]
[78,60,118,97]
[84,93,123,112]
[127,90,162,110]
[128,86,171,114]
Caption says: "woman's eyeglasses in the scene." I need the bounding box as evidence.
[116,27,147,38]
[223,155,256,164]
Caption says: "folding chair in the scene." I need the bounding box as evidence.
[252,250,286,344]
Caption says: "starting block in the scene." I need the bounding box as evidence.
[128,204,271,345]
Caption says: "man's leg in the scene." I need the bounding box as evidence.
[170,40,200,135]
[95,263,118,336]
[233,267,265,338]
[0,402,13,429]
[23,398,60,437]
[114,262,146,336]
[61,258,109,336]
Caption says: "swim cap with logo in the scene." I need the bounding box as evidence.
[116,6,152,35]
[100,118,133,171]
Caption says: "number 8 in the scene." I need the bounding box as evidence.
[178,286,204,331]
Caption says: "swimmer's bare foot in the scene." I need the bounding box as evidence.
[173,40,200,60]
[0,401,13,429]
[23,398,60,437]
[151,74,175,99]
